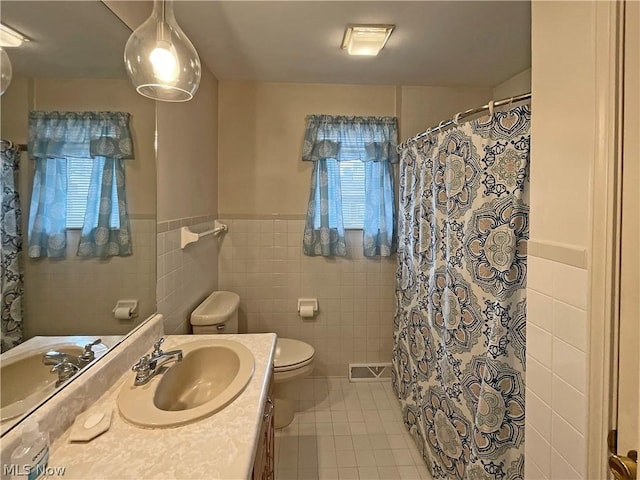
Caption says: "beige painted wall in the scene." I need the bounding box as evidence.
[493,68,532,99]
[530,3,594,250]
[157,67,218,222]
[218,81,492,217]
[218,82,397,217]
[155,65,219,334]
[1,77,32,144]
[33,77,156,215]
[399,86,493,140]
[1,76,157,338]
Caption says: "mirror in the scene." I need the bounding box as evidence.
[0,1,156,433]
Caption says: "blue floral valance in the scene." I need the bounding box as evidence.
[302,115,398,163]
[28,111,133,160]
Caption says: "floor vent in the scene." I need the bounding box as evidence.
[348,363,393,382]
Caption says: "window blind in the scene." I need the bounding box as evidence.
[313,158,366,230]
[66,158,119,229]
[339,160,365,229]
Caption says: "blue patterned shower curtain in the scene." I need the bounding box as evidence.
[1,144,24,352]
[392,105,530,479]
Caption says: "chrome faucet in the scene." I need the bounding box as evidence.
[42,350,80,367]
[42,338,102,387]
[131,337,183,386]
[50,359,80,387]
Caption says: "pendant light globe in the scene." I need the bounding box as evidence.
[0,48,12,96]
[124,0,201,102]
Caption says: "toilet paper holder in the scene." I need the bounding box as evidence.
[113,300,139,320]
[297,298,318,317]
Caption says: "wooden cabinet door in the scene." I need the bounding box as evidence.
[253,369,274,480]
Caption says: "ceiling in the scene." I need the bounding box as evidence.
[175,1,531,87]
[1,1,130,78]
[1,1,531,87]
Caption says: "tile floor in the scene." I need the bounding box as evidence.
[274,378,433,480]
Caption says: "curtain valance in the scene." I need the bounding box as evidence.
[28,111,133,160]
[302,115,398,163]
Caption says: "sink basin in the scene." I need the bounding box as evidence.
[118,339,254,428]
[1,341,108,423]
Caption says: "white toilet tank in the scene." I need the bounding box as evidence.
[190,291,240,334]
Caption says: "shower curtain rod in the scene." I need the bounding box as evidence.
[397,91,531,152]
[0,139,27,152]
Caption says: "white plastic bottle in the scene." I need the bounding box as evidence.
[9,419,49,480]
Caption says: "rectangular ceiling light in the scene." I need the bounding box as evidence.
[0,23,29,48]
[341,24,394,56]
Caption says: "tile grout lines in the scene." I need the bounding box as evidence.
[274,378,433,480]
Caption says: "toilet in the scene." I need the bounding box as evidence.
[191,291,315,428]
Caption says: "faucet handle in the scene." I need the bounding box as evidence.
[50,359,80,387]
[51,359,80,374]
[80,338,102,362]
[132,355,152,386]
[152,337,165,356]
[132,355,151,372]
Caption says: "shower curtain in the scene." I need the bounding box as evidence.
[1,143,24,352]
[392,105,530,479]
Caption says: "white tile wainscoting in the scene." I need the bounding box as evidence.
[217,218,397,377]
[525,255,589,480]
[24,217,156,336]
[156,215,218,334]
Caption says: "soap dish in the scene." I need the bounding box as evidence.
[69,406,112,442]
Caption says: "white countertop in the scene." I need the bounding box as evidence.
[46,334,276,480]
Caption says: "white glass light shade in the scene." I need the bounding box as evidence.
[124,0,201,102]
[0,48,12,95]
[0,23,29,48]
[341,25,395,57]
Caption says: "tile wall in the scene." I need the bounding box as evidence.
[217,218,397,377]
[24,217,156,337]
[156,215,218,334]
[525,255,589,480]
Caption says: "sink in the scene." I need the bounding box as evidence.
[1,341,108,423]
[117,339,255,428]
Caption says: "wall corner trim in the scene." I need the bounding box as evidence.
[528,239,588,269]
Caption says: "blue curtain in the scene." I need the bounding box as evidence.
[303,159,347,256]
[27,112,134,258]
[27,158,68,257]
[302,115,398,257]
[363,161,396,256]
[77,158,132,257]
[1,143,24,352]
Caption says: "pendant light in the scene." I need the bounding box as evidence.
[124,0,201,102]
[0,48,12,95]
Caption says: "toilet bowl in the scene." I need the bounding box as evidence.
[190,291,314,429]
[273,338,315,428]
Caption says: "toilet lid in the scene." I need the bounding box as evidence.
[274,338,314,371]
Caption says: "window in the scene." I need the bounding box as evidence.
[312,139,367,230]
[312,160,366,230]
[302,114,398,257]
[65,158,120,229]
[338,160,366,228]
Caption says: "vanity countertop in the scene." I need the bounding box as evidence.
[46,333,277,480]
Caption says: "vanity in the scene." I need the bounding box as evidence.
[0,317,276,480]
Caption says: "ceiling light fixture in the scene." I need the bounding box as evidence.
[0,23,30,48]
[124,0,201,102]
[0,48,12,95]
[341,24,394,57]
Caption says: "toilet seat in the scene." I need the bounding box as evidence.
[274,338,314,373]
